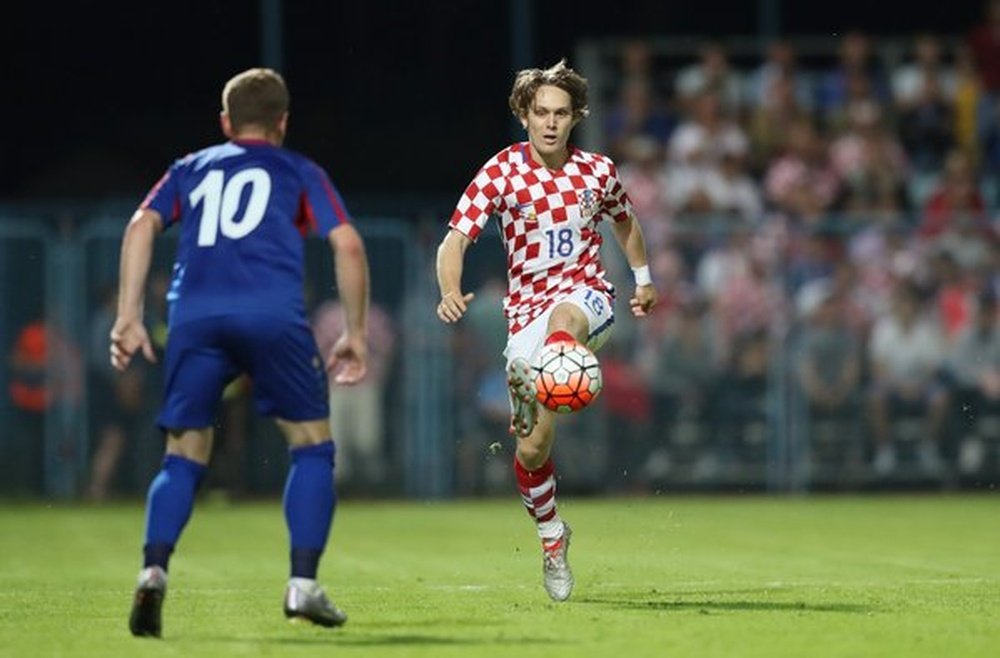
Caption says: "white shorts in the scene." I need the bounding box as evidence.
[503,287,614,368]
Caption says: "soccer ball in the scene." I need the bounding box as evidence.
[533,340,602,413]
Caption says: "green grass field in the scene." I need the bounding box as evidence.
[1,494,998,658]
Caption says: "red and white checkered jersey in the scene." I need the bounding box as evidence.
[450,142,634,335]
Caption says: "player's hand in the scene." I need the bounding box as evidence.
[437,291,475,323]
[630,284,658,318]
[327,332,368,385]
[109,316,157,372]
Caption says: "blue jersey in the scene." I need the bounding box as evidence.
[141,139,350,326]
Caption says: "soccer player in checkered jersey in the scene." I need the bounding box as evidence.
[436,60,658,601]
[111,69,370,636]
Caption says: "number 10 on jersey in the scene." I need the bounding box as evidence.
[190,168,272,246]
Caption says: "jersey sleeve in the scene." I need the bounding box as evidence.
[601,160,634,224]
[448,152,508,241]
[299,159,352,236]
[140,162,183,229]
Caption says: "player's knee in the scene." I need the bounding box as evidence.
[164,428,213,464]
[516,446,545,470]
[278,418,331,447]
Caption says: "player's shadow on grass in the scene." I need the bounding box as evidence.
[580,594,873,614]
[201,633,562,647]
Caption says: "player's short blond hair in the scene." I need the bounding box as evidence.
[509,60,589,122]
[221,68,289,132]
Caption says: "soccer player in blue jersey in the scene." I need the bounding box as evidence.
[111,68,370,637]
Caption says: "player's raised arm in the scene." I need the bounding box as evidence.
[610,215,658,317]
[110,209,162,371]
[326,223,370,384]
[435,228,475,323]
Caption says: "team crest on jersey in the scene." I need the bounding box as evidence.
[517,203,538,226]
[579,189,601,219]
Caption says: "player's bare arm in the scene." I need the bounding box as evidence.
[110,209,162,371]
[435,229,475,323]
[611,215,658,317]
[326,223,370,384]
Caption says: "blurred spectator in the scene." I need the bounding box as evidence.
[696,221,753,301]
[617,38,672,97]
[785,228,840,295]
[641,292,717,475]
[893,34,958,109]
[312,299,395,492]
[603,78,676,162]
[867,282,948,476]
[829,100,908,216]
[764,119,841,223]
[7,319,83,493]
[937,214,995,273]
[713,254,785,363]
[667,90,749,170]
[849,220,922,325]
[895,35,957,175]
[954,44,983,162]
[946,287,1000,472]
[9,321,82,415]
[618,135,672,251]
[710,149,765,221]
[970,0,1000,176]
[666,145,763,223]
[927,250,977,343]
[920,149,988,237]
[714,329,771,465]
[85,289,152,500]
[463,275,510,427]
[816,31,891,131]
[794,279,862,422]
[748,70,813,173]
[828,259,875,336]
[641,247,690,324]
[449,273,511,494]
[745,39,814,112]
[666,89,751,260]
[599,339,653,488]
[968,0,1000,94]
[674,41,744,116]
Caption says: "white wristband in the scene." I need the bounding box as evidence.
[632,265,652,286]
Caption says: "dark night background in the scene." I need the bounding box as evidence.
[1,1,982,209]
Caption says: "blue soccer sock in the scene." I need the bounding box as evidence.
[283,440,336,579]
[143,455,207,571]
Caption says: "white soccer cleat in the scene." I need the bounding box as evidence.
[542,523,574,602]
[284,579,348,628]
[507,357,539,438]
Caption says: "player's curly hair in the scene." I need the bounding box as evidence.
[222,68,289,132]
[508,59,589,122]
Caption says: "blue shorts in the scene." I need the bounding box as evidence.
[157,314,329,431]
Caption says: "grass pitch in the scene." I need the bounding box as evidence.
[0,494,998,658]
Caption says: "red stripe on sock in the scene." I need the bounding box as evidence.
[533,487,555,507]
[514,457,559,523]
[536,507,558,522]
[514,457,554,488]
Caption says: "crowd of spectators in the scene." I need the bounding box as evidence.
[590,5,1000,482]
